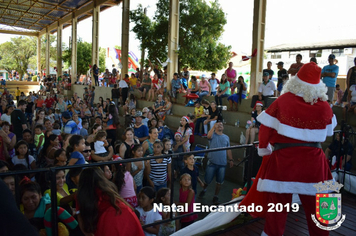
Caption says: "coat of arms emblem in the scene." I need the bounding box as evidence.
[311,181,346,231]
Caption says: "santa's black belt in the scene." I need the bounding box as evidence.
[273,142,322,151]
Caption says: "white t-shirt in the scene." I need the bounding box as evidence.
[350,85,356,103]
[136,206,162,236]
[12,155,35,169]
[1,113,11,124]
[94,141,107,154]
[258,80,276,96]
[119,80,129,88]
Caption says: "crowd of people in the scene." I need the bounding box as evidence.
[0,65,236,235]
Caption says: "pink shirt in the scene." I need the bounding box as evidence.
[199,80,210,92]
[226,68,236,79]
[119,172,136,198]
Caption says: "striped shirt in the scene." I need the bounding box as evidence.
[148,155,171,186]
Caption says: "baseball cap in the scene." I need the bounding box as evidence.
[62,111,71,119]
[201,74,207,78]
[135,111,144,118]
[263,72,269,77]
[328,54,336,59]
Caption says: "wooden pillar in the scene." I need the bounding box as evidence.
[45,28,50,77]
[92,4,100,86]
[167,0,179,91]
[37,36,41,78]
[56,24,63,78]
[121,0,130,77]
[71,16,78,80]
[250,0,267,96]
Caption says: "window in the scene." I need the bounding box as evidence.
[289,51,302,59]
[332,49,344,57]
[271,52,282,59]
[309,50,322,58]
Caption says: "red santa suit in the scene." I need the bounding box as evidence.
[240,62,336,236]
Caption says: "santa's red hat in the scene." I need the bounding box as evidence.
[296,62,321,85]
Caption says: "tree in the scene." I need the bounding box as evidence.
[130,0,231,72]
[0,36,36,80]
[28,35,57,72]
[62,38,106,75]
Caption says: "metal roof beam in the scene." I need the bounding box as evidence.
[38,0,113,36]
[0,28,39,37]
[1,16,47,27]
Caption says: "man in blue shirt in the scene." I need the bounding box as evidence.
[133,111,149,142]
[321,54,339,103]
[170,73,183,103]
[198,121,233,204]
[62,111,78,134]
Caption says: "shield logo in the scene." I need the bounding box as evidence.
[315,193,342,225]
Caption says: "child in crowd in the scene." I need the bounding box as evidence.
[177,173,198,228]
[53,148,67,166]
[180,154,204,195]
[34,124,45,151]
[173,132,184,152]
[52,122,61,136]
[46,108,55,123]
[145,141,172,192]
[101,165,113,180]
[66,135,86,166]
[156,188,177,236]
[148,118,158,129]
[80,120,89,139]
[124,94,137,115]
[12,140,36,172]
[136,186,162,236]
[54,108,62,121]
[114,163,137,208]
[194,102,205,135]
[187,114,195,145]
[94,130,109,157]
[131,144,145,193]
[157,120,164,140]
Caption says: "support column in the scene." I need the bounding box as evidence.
[56,23,63,78]
[121,0,130,77]
[91,4,100,85]
[45,28,50,78]
[167,0,179,91]
[37,36,41,78]
[250,0,267,96]
[71,16,78,80]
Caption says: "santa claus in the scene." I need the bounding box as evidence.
[240,62,337,236]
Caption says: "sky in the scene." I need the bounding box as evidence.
[1,0,356,60]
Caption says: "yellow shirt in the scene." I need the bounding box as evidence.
[44,183,70,206]
[15,89,20,96]
[194,106,204,118]
[130,77,137,86]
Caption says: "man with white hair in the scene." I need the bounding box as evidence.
[241,62,336,236]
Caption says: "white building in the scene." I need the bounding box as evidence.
[265,39,356,78]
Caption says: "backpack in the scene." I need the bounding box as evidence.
[162,126,175,140]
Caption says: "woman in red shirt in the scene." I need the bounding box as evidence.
[77,167,144,236]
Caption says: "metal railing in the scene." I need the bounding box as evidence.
[0,143,257,236]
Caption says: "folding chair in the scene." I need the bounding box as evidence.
[194,144,208,170]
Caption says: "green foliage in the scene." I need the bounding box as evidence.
[28,35,57,71]
[62,38,106,75]
[0,36,36,80]
[130,0,231,72]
